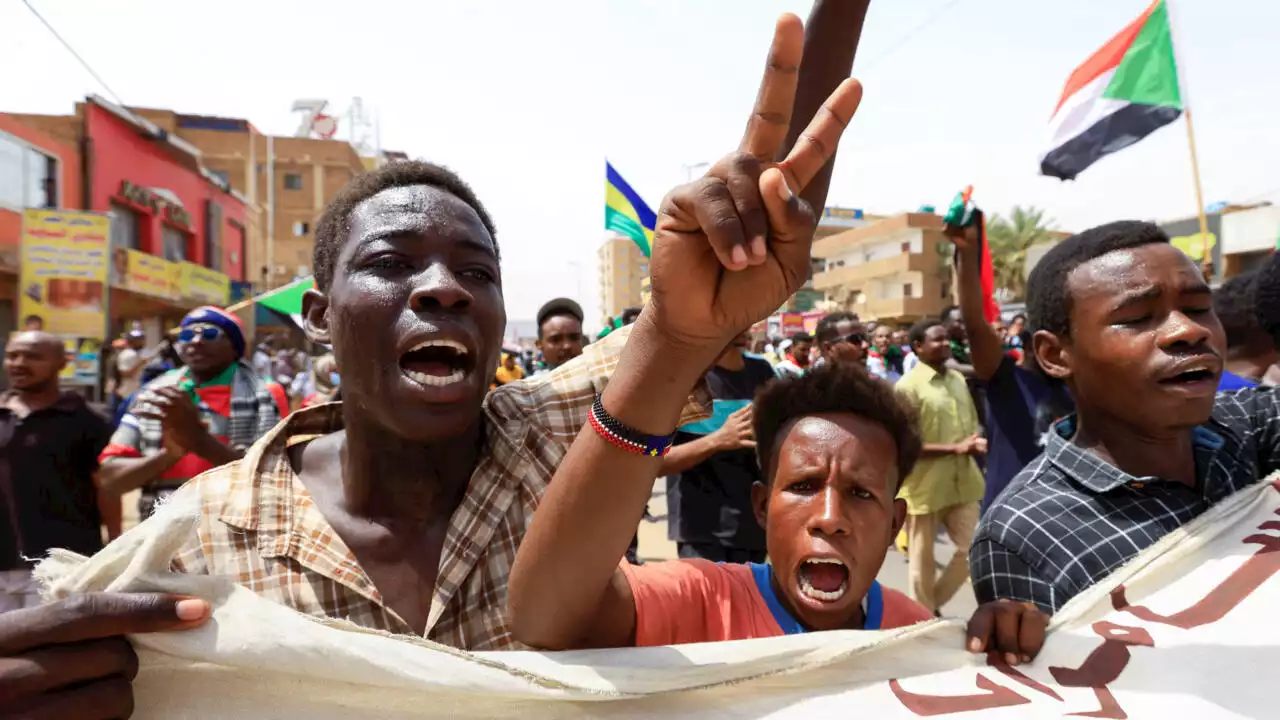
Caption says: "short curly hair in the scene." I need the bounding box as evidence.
[908,318,943,348]
[1026,220,1168,338]
[1213,269,1264,350]
[312,161,497,292]
[753,361,921,489]
[815,311,858,344]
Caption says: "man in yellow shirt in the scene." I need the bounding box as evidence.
[895,319,986,614]
[493,353,525,387]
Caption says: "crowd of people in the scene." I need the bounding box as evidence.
[2,3,1279,716]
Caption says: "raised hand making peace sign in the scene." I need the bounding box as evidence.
[647,14,863,351]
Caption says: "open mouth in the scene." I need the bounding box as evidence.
[399,338,473,387]
[1157,359,1218,388]
[798,558,849,603]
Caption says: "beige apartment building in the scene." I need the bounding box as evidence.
[811,212,951,324]
[142,112,370,290]
[597,234,649,324]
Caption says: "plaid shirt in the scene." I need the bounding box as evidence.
[169,326,710,650]
[970,388,1280,614]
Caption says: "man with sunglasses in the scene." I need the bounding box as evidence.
[814,311,869,366]
[99,306,290,520]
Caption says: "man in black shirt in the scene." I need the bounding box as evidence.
[0,332,112,611]
[661,331,775,562]
[972,222,1280,614]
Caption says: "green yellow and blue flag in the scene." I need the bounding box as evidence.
[605,162,657,257]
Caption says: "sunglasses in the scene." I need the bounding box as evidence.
[836,332,868,346]
[178,325,225,343]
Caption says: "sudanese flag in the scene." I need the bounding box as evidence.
[1040,0,1183,180]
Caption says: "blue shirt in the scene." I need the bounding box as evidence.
[981,355,1074,513]
[1218,370,1257,391]
[747,562,883,632]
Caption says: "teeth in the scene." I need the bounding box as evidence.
[405,368,466,387]
[798,559,848,602]
[409,338,468,355]
[799,575,847,602]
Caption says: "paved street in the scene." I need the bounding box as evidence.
[637,478,978,619]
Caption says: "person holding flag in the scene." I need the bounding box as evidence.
[946,204,1075,513]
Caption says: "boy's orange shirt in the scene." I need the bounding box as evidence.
[618,559,933,646]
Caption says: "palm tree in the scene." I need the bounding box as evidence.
[985,206,1056,300]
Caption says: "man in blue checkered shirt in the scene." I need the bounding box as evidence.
[971,220,1280,615]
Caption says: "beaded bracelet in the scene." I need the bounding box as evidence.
[588,395,675,457]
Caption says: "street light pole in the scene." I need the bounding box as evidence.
[567,261,584,301]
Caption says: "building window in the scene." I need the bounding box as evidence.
[162,226,189,262]
[903,283,913,297]
[210,169,230,186]
[293,221,310,236]
[109,202,141,250]
[901,242,911,253]
[0,132,58,209]
[283,173,303,191]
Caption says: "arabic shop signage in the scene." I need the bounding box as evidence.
[118,180,192,229]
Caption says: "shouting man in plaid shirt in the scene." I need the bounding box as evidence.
[972,221,1280,615]
[0,3,877,716]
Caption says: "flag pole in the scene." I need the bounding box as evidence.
[1165,0,1212,276]
[1183,108,1212,273]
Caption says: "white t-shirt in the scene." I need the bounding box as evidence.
[116,348,143,397]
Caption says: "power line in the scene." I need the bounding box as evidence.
[857,0,968,74]
[21,0,124,106]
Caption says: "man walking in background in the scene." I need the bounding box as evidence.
[774,331,813,379]
[661,331,773,563]
[815,311,868,366]
[533,298,586,376]
[896,319,986,615]
[111,329,147,416]
[0,332,113,611]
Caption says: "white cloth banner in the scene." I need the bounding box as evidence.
[37,475,1280,719]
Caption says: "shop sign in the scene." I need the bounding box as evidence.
[178,261,230,305]
[18,208,109,384]
[115,247,177,299]
[119,179,193,229]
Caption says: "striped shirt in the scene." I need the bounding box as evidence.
[168,326,710,650]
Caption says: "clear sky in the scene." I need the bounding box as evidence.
[3,0,1276,330]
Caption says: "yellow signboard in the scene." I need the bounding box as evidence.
[178,261,230,306]
[18,209,110,384]
[19,209,110,337]
[116,247,178,299]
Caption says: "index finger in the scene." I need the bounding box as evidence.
[777,78,863,192]
[0,593,209,655]
[739,14,804,162]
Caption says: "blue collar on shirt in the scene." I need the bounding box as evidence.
[746,562,882,633]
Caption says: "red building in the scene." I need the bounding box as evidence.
[84,97,246,281]
[2,96,248,344]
